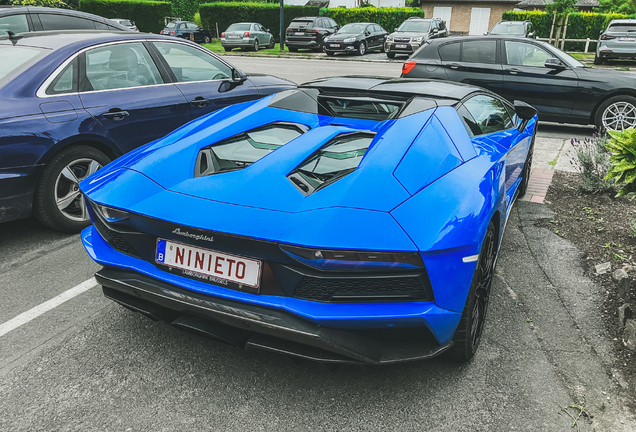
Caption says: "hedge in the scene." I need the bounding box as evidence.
[319,6,425,32]
[171,0,200,21]
[199,2,320,41]
[79,0,171,33]
[502,10,636,51]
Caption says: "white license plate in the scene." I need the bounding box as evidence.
[618,37,635,41]
[330,44,340,48]
[295,32,304,35]
[156,239,261,288]
[228,35,239,38]
[396,44,407,49]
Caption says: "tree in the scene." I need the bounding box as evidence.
[546,0,577,16]
[596,0,636,15]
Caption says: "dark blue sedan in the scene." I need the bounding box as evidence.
[0,30,294,232]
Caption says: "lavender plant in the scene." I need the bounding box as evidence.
[570,134,615,194]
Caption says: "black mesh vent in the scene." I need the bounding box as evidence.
[293,276,428,302]
[93,216,142,259]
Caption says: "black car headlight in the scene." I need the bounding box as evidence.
[280,244,424,271]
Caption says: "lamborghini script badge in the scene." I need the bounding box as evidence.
[172,228,214,242]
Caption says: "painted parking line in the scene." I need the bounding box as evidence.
[0,277,97,338]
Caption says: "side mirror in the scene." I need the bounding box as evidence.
[544,58,566,69]
[394,28,398,32]
[483,31,489,35]
[232,68,247,83]
[528,32,534,38]
[365,31,370,36]
[266,28,270,32]
[514,100,537,133]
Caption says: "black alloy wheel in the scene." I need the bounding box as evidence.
[357,41,366,56]
[518,133,535,197]
[448,221,497,361]
[34,145,110,232]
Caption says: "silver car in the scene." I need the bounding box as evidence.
[221,22,275,51]
[109,18,138,32]
[595,19,636,64]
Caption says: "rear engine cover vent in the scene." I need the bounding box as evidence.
[195,122,308,177]
[288,132,374,196]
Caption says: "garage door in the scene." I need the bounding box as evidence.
[433,7,452,31]
[469,8,491,36]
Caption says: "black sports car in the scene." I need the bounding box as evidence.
[402,35,636,130]
[323,22,388,56]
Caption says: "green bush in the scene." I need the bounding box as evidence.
[319,6,424,31]
[199,2,319,41]
[171,0,199,21]
[193,11,201,26]
[79,0,171,33]
[10,0,71,8]
[605,128,636,198]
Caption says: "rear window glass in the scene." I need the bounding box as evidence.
[0,46,45,84]
[195,123,307,177]
[227,23,251,31]
[439,42,460,61]
[166,22,176,29]
[608,23,636,32]
[397,20,430,33]
[0,14,29,35]
[291,20,314,28]
[490,23,525,35]
[288,133,374,195]
[118,20,133,27]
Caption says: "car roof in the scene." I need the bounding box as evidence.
[0,7,129,30]
[0,30,189,50]
[300,76,482,101]
[609,19,636,24]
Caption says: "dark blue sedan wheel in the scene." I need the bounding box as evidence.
[449,221,496,361]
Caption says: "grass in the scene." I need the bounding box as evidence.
[568,52,594,61]
[202,39,317,57]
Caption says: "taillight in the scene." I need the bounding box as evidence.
[601,34,616,40]
[402,61,416,75]
[244,31,250,37]
[221,32,225,37]
[306,29,318,33]
[170,30,175,36]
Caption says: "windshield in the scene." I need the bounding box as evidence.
[491,23,525,35]
[339,24,367,34]
[397,21,430,33]
[536,41,585,68]
[0,46,45,84]
[227,23,251,32]
[608,23,636,32]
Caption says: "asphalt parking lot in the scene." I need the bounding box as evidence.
[1,56,635,431]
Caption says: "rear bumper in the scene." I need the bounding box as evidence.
[97,266,452,364]
[597,43,636,58]
[285,39,320,48]
[221,38,254,48]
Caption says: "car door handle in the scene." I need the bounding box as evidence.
[506,68,521,75]
[190,97,209,108]
[102,109,129,120]
[449,63,460,70]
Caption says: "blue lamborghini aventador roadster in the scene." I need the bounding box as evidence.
[80,77,538,364]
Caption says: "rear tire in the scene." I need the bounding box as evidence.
[224,47,232,52]
[288,47,298,52]
[593,55,602,65]
[34,145,110,233]
[386,52,395,59]
[447,221,497,361]
[253,39,259,51]
[268,38,275,49]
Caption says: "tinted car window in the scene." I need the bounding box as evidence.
[291,20,314,28]
[462,40,496,64]
[463,95,513,135]
[85,43,163,91]
[46,58,78,95]
[94,22,109,30]
[456,104,481,136]
[608,23,636,32]
[153,42,231,82]
[38,14,96,30]
[439,42,460,61]
[505,41,551,67]
[0,14,29,34]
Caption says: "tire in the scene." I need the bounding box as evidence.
[268,38,275,49]
[224,47,232,52]
[518,132,535,197]
[595,95,636,131]
[204,36,211,44]
[288,47,298,52]
[326,51,335,56]
[447,221,497,362]
[386,52,395,59]
[34,145,110,233]
[357,41,366,56]
[253,39,259,51]
[593,55,602,65]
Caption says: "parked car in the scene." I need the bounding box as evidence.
[285,16,338,52]
[0,31,294,231]
[486,20,535,38]
[80,76,537,364]
[0,6,129,35]
[595,19,636,64]
[160,20,212,44]
[323,22,388,56]
[221,22,275,51]
[401,35,636,131]
[109,18,138,32]
[385,16,448,59]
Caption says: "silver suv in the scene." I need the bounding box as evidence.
[384,17,448,59]
[595,19,636,64]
